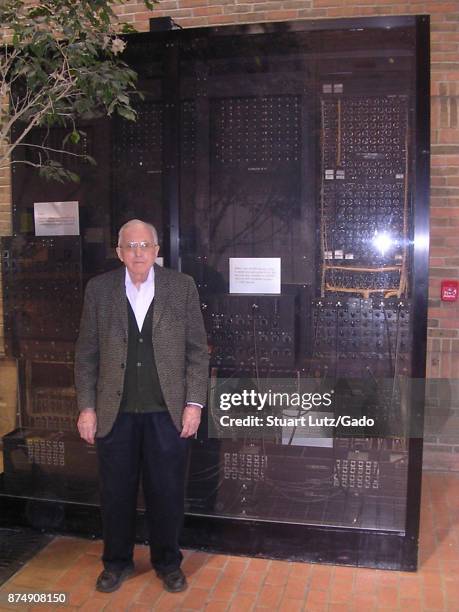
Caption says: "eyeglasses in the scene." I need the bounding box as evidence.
[119,241,157,250]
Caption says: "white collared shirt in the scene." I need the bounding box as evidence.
[124,266,155,331]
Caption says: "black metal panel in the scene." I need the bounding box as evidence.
[110,39,167,251]
[0,492,415,571]
[204,294,298,370]
[111,100,164,229]
[162,40,180,269]
[176,14,427,571]
[186,437,407,532]
[2,429,99,503]
[403,13,431,566]
[1,236,82,361]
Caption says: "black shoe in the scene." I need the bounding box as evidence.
[157,568,187,593]
[96,566,135,593]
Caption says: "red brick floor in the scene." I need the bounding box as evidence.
[0,472,458,611]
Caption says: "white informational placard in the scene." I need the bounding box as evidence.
[229,257,281,295]
[34,201,79,236]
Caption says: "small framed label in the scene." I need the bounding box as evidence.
[229,258,281,295]
[34,201,79,236]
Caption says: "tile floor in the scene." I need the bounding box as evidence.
[0,472,458,611]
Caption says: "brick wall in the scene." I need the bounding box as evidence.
[0,134,12,355]
[0,114,14,445]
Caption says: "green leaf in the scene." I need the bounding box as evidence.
[116,106,136,121]
[117,93,130,105]
[66,170,81,183]
[121,23,136,34]
[70,130,81,144]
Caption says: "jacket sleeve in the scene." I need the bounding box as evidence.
[185,276,209,407]
[74,279,99,412]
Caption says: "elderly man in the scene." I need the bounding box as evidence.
[75,219,209,594]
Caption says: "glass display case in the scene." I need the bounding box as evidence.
[1,14,429,570]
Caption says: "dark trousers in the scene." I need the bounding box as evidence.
[96,411,189,575]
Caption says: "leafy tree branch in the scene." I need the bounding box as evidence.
[0,0,156,182]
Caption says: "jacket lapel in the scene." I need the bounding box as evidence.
[113,266,128,337]
[152,263,171,333]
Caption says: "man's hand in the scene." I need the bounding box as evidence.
[77,409,97,445]
[180,405,202,438]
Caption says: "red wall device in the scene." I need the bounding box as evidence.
[441,280,458,302]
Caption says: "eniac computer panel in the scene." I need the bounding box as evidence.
[2,15,429,570]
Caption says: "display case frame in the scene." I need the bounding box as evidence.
[1,14,430,571]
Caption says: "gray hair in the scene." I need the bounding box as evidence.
[118,219,159,246]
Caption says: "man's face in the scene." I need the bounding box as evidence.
[116,223,160,280]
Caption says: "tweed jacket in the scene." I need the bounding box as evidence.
[74,263,209,438]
